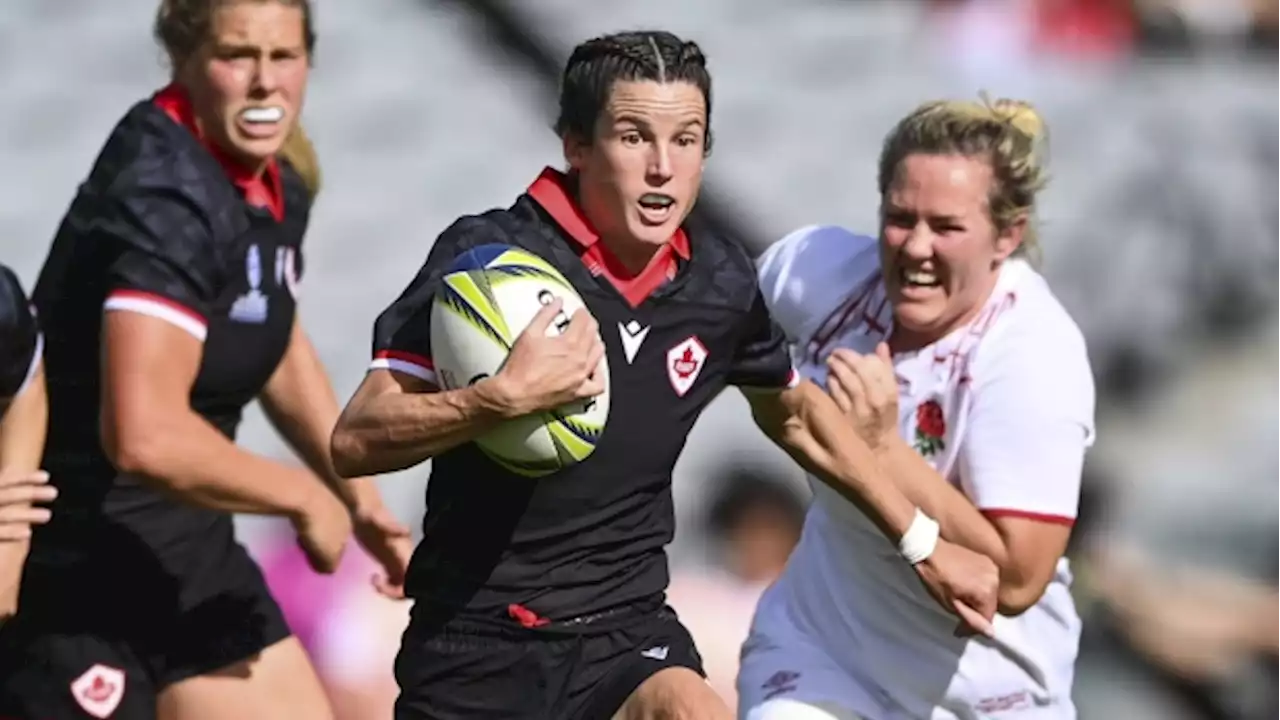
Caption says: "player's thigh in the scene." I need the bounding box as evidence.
[613,666,732,720]
[0,622,157,720]
[394,623,549,720]
[744,697,867,720]
[156,635,331,720]
[585,608,725,720]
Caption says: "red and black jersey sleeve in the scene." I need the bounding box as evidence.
[0,264,41,404]
[370,215,499,385]
[727,289,799,390]
[99,178,223,341]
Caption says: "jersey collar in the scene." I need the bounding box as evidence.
[153,84,283,221]
[527,167,691,264]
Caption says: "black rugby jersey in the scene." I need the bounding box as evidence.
[372,168,797,619]
[28,86,309,568]
[0,264,41,412]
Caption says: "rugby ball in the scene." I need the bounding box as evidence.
[430,243,610,477]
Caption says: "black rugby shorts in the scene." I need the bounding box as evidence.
[394,601,705,720]
[0,521,290,720]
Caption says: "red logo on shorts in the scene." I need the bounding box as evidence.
[70,664,125,719]
[666,336,707,397]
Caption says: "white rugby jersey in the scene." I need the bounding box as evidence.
[747,225,1095,719]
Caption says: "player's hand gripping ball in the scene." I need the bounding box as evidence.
[430,244,610,476]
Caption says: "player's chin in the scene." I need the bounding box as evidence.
[627,210,682,245]
[891,298,946,333]
[228,132,287,166]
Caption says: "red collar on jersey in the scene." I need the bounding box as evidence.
[153,84,284,221]
[527,167,689,307]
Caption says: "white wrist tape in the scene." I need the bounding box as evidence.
[898,509,941,565]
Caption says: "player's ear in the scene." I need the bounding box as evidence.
[562,132,590,171]
[993,214,1025,264]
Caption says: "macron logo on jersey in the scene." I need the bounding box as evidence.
[618,320,651,364]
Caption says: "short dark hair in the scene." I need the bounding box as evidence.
[706,468,806,539]
[555,30,713,154]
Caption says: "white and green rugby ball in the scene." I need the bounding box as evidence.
[430,243,610,477]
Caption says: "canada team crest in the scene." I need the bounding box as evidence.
[666,336,708,397]
[70,663,126,719]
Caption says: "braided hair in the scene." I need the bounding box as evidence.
[555,30,713,154]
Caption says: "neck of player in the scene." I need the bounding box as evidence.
[599,232,664,276]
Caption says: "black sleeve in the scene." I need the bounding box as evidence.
[727,289,799,390]
[100,181,223,339]
[369,215,500,384]
[0,265,41,403]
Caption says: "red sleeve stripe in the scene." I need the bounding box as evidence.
[374,349,434,369]
[981,509,1076,527]
[104,290,207,341]
[785,367,801,389]
[370,350,437,384]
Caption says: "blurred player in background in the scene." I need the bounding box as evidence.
[0,265,51,623]
[738,97,1095,720]
[332,29,999,720]
[666,466,806,713]
[0,2,410,719]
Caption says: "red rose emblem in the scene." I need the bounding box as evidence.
[913,400,947,457]
[916,400,945,438]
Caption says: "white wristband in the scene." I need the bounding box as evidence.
[898,509,941,565]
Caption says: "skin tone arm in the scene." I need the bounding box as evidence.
[0,365,52,619]
[100,311,349,571]
[746,380,999,632]
[829,345,1074,615]
[261,318,413,596]
[261,318,389,515]
[331,300,603,478]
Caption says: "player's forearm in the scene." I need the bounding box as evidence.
[330,380,510,478]
[752,384,916,541]
[108,407,322,517]
[876,436,1006,562]
[261,323,382,514]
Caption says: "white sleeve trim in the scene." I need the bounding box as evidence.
[104,291,208,341]
[13,331,42,399]
[369,357,438,385]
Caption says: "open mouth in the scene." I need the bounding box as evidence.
[897,267,942,294]
[637,193,676,224]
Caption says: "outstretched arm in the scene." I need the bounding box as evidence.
[747,381,998,633]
